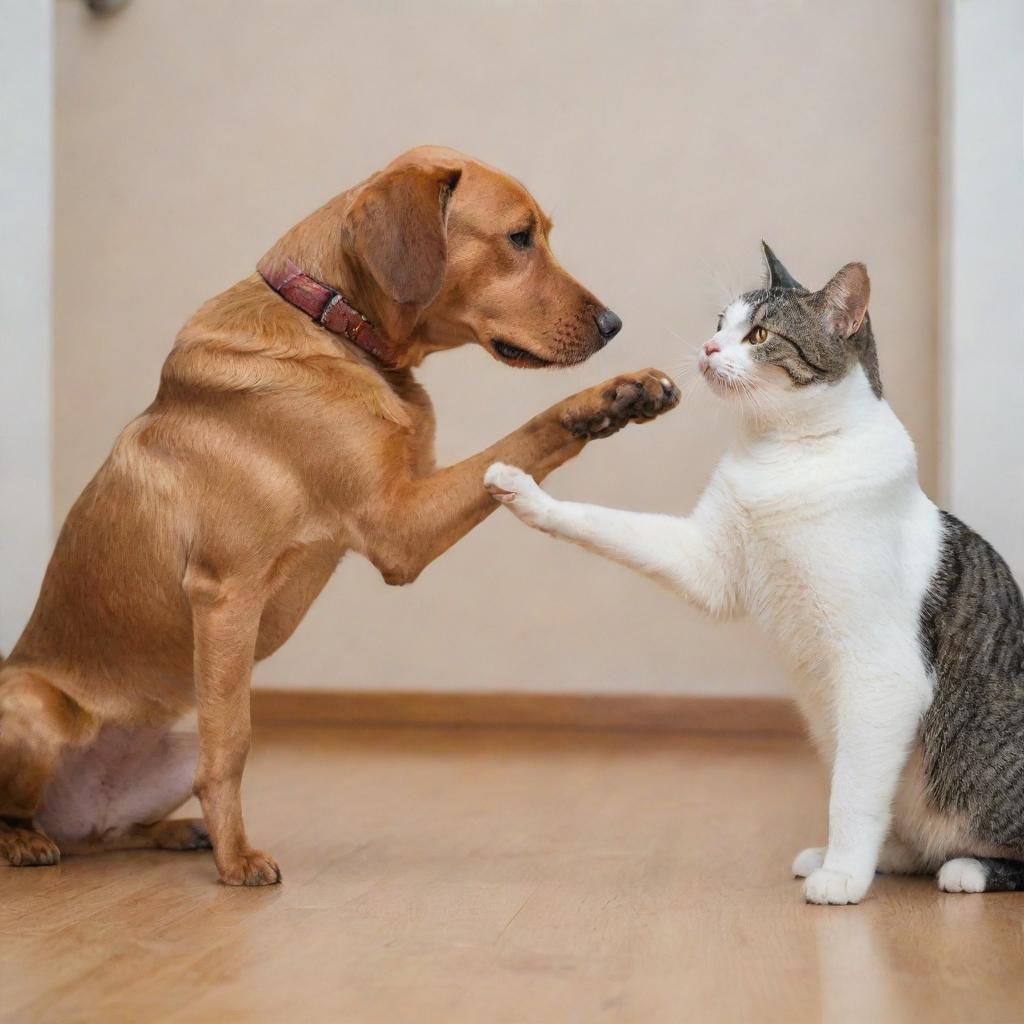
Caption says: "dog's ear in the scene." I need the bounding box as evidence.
[346,163,462,309]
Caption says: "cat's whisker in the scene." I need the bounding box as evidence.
[699,256,741,310]
[664,361,704,385]
[730,375,782,429]
[680,379,703,405]
[661,324,695,347]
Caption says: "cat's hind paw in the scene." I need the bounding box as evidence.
[937,858,986,893]
[803,867,871,906]
[792,846,825,878]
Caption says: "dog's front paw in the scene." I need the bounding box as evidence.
[561,369,680,440]
[218,848,282,887]
[484,463,551,526]
[0,823,60,867]
[803,867,871,906]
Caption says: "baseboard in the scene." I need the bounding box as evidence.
[251,689,803,737]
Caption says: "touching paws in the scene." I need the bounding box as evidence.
[803,866,872,906]
[484,462,535,504]
[484,463,551,527]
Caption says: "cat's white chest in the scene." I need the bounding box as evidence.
[715,411,937,751]
[725,445,864,660]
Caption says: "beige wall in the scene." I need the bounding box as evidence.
[945,0,1024,579]
[1,0,52,652]
[54,0,939,695]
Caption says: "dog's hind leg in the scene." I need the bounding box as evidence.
[0,670,97,867]
[37,726,211,854]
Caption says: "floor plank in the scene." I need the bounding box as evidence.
[1,726,1022,1023]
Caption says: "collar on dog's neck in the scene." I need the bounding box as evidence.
[260,259,398,367]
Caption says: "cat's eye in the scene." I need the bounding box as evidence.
[746,326,769,344]
[509,229,532,250]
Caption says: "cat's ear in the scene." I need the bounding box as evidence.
[817,262,870,338]
[761,241,805,291]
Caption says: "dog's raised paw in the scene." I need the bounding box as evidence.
[563,369,680,440]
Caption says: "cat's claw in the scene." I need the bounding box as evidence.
[484,463,551,527]
[484,462,534,504]
[803,867,871,906]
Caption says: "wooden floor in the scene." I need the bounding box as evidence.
[2,726,1023,1024]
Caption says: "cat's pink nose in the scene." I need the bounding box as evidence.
[703,339,721,356]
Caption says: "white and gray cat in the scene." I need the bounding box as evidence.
[484,243,1024,905]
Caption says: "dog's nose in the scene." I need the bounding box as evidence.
[595,309,622,344]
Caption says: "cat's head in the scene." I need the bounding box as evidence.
[699,243,882,408]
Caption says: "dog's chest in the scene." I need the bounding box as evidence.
[398,377,438,474]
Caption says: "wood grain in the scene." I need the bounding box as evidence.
[251,689,805,735]
[2,725,1021,1023]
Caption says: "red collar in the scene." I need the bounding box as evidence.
[260,259,398,367]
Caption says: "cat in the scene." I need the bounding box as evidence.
[483,243,1024,905]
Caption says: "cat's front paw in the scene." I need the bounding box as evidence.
[803,867,871,906]
[484,463,550,526]
[792,847,825,878]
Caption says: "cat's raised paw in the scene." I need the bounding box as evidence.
[484,463,551,526]
[792,846,825,878]
[484,463,534,504]
[803,867,870,906]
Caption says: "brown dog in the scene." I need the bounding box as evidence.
[0,146,678,885]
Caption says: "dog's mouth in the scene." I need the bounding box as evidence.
[491,338,555,368]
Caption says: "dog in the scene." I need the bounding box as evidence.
[0,146,679,885]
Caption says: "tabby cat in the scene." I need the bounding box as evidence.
[484,244,1024,904]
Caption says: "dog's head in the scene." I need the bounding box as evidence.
[260,147,621,368]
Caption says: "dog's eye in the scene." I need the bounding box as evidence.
[509,229,532,250]
[746,326,769,344]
